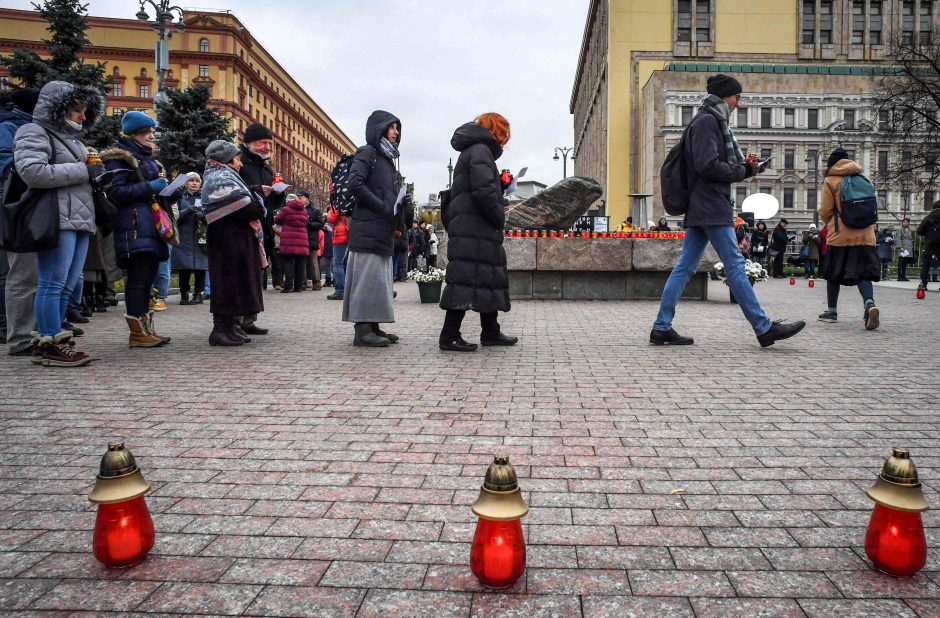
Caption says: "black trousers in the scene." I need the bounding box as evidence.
[270,250,283,287]
[771,251,785,276]
[178,269,206,294]
[441,309,499,342]
[125,254,160,317]
[282,254,307,292]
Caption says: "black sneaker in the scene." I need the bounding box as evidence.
[66,309,89,324]
[865,303,880,331]
[649,328,694,346]
[327,292,344,300]
[757,320,806,348]
[818,310,837,322]
[440,336,478,352]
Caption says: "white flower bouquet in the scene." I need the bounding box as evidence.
[408,268,446,283]
[714,259,768,285]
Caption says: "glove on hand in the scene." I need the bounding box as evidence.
[744,162,762,178]
[149,178,169,193]
[86,163,105,182]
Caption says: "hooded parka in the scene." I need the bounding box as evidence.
[13,81,104,233]
[0,107,32,179]
[347,110,400,256]
[275,199,311,256]
[439,122,510,314]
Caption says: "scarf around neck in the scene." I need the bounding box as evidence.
[698,94,744,164]
[379,137,400,160]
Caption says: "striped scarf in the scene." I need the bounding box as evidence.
[698,94,745,164]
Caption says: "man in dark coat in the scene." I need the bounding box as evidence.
[299,191,324,289]
[650,74,805,348]
[438,118,516,351]
[770,218,789,277]
[917,200,940,289]
[236,122,283,333]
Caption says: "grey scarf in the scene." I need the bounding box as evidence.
[379,137,400,160]
[698,94,745,164]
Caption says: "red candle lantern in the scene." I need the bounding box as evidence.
[789,276,795,285]
[524,230,531,238]
[89,442,154,569]
[549,231,557,238]
[917,285,926,300]
[808,279,815,288]
[864,448,928,577]
[470,456,528,589]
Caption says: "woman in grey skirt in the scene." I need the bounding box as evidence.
[342,110,402,347]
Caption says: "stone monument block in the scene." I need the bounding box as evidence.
[536,238,631,271]
[504,237,537,271]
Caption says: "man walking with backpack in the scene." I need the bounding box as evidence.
[652,74,805,348]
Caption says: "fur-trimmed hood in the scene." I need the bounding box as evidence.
[99,146,140,169]
[32,80,105,135]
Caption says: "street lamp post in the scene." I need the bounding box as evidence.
[806,149,820,227]
[553,147,576,179]
[447,158,454,188]
[135,1,186,98]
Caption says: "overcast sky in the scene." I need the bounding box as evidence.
[5,0,591,203]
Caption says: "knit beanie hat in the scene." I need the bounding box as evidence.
[706,74,743,98]
[205,140,240,164]
[244,123,273,143]
[121,110,157,135]
[9,88,40,115]
[827,147,850,169]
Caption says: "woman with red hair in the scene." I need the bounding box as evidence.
[438,113,517,351]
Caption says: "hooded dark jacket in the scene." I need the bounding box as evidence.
[347,110,400,256]
[439,122,510,314]
[306,203,324,250]
[101,135,169,266]
[683,111,747,227]
[0,107,32,179]
[238,144,285,253]
[172,188,208,271]
[917,204,940,255]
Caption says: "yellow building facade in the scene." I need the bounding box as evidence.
[0,7,355,185]
[571,0,929,226]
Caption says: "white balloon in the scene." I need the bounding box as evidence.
[740,193,780,220]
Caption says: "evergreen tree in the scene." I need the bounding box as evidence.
[155,85,235,176]
[0,0,120,149]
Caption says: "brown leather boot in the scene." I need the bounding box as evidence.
[145,311,171,345]
[124,315,163,348]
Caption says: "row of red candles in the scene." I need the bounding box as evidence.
[505,230,686,239]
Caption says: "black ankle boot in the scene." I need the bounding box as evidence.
[209,315,243,346]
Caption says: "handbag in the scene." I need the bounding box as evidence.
[151,201,180,246]
[0,130,59,253]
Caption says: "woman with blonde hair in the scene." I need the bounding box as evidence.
[438,112,516,352]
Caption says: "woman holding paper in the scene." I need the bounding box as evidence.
[438,113,516,352]
[342,110,402,347]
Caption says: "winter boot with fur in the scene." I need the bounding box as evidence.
[32,331,92,367]
[354,322,389,347]
[124,315,163,348]
[209,315,243,347]
[145,311,171,345]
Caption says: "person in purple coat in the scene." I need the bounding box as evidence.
[274,198,311,293]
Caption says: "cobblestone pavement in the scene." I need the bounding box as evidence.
[0,278,938,617]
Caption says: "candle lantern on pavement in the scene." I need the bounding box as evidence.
[865,448,928,577]
[89,442,154,569]
[470,456,528,589]
[917,285,926,300]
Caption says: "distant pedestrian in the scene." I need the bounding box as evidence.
[343,110,401,347]
[439,112,517,352]
[326,205,348,300]
[749,221,769,266]
[817,148,881,330]
[801,224,821,278]
[427,226,439,268]
[897,217,914,281]
[299,191,323,290]
[321,222,334,287]
[655,217,670,232]
[172,172,208,305]
[770,218,789,277]
[917,200,940,290]
[875,224,895,280]
[650,74,804,348]
[274,198,310,293]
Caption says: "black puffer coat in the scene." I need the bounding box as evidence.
[347,110,400,257]
[439,122,510,314]
[238,144,285,255]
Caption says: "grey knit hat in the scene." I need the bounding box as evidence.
[205,140,240,164]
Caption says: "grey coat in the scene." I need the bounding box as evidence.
[13,81,104,234]
[683,112,747,227]
[897,226,914,253]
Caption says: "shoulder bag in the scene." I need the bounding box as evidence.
[0,129,60,252]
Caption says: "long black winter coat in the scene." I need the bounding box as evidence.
[347,110,400,257]
[306,204,324,250]
[172,189,208,271]
[238,144,285,254]
[683,112,747,227]
[439,122,510,314]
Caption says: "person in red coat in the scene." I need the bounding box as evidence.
[274,199,311,292]
[326,205,349,300]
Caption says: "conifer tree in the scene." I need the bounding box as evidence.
[155,84,235,176]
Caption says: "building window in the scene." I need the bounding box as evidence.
[802,0,816,43]
[112,65,120,75]
[901,150,913,175]
[903,0,915,44]
[681,105,694,126]
[819,0,834,43]
[140,68,147,78]
[877,151,889,177]
[921,0,933,43]
[737,106,748,127]
[695,0,711,42]
[784,108,795,128]
[677,0,692,41]
[760,186,773,195]
[844,109,856,130]
[760,147,773,162]
[901,191,912,212]
[784,188,795,209]
[926,151,938,173]
[925,190,936,210]
[676,0,710,43]
[760,108,772,128]
[870,1,883,44]
[736,186,748,206]
[112,107,124,116]
[807,188,818,211]
[808,108,820,129]
[878,109,890,129]
[199,65,209,78]
[878,190,889,209]
[845,149,856,161]
[199,38,209,53]
[785,148,795,170]
[112,83,122,97]
[852,1,865,44]
[139,84,149,99]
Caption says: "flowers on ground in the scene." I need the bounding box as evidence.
[714,259,768,285]
[408,268,446,283]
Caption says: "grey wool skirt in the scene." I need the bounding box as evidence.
[342,250,395,323]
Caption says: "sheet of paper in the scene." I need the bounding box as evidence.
[506,177,518,195]
[394,186,407,215]
[159,174,190,196]
[517,167,528,179]
[271,182,290,193]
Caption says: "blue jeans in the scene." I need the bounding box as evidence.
[204,271,211,295]
[654,225,773,336]
[333,243,346,293]
[804,258,817,277]
[35,231,90,337]
[155,246,172,299]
